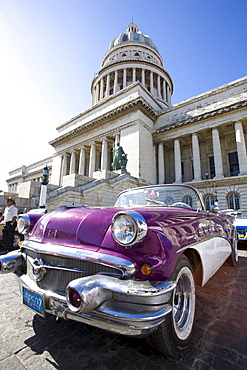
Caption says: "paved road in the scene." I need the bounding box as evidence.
[0,247,247,370]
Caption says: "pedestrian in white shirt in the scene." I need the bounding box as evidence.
[0,197,18,253]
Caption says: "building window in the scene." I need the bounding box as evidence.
[181,162,184,182]
[228,193,240,210]
[209,156,215,178]
[205,195,215,210]
[122,34,128,42]
[144,36,150,45]
[228,152,239,176]
[164,196,174,206]
[183,196,193,207]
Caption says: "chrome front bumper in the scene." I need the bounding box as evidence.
[1,250,175,337]
[18,273,175,337]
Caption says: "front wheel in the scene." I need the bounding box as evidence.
[227,228,238,267]
[146,255,196,357]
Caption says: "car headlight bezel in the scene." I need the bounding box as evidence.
[17,215,31,234]
[111,210,147,247]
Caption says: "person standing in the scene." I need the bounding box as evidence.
[0,197,18,253]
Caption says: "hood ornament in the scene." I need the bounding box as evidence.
[32,258,47,281]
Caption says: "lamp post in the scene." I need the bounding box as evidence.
[214,190,218,206]
[39,165,49,208]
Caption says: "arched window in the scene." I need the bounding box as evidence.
[183,196,193,207]
[205,195,215,210]
[121,53,127,57]
[228,193,240,210]
[164,196,174,206]
[134,52,140,57]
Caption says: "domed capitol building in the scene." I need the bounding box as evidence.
[3,23,247,211]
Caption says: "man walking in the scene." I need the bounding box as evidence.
[0,197,18,253]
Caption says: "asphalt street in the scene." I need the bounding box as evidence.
[0,246,246,370]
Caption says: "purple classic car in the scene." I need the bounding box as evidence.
[0,184,238,357]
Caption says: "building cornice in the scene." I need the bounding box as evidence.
[154,99,247,135]
[49,96,158,146]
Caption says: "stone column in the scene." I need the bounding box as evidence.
[113,70,118,94]
[115,133,120,144]
[158,143,165,184]
[123,69,127,89]
[61,154,68,176]
[101,138,108,171]
[212,128,224,179]
[163,80,167,101]
[69,150,76,174]
[192,133,201,181]
[157,75,161,98]
[99,79,103,100]
[235,121,247,175]
[95,83,99,104]
[174,139,182,183]
[106,74,110,97]
[150,71,153,95]
[89,142,96,178]
[132,68,136,83]
[142,69,145,86]
[78,146,85,176]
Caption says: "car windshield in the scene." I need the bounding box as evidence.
[115,185,203,210]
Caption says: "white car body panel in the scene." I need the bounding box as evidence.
[193,237,231,286]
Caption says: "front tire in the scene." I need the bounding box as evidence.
[227,228,238,267]
[146,255,196,357]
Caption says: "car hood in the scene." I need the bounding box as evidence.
[29,207,119,248]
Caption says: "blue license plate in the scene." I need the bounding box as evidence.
[22,287,44,316]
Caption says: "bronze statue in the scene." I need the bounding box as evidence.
[112,142,128,171]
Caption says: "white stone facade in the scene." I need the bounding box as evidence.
[3,23,247,212]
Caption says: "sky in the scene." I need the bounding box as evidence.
[0,0,246,192]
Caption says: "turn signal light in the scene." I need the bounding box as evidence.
[141,263,153,276]
[68,287,81,308]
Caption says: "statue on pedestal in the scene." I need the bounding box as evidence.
[112,142,128,172]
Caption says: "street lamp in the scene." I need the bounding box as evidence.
[214,190,218,206]
[39,165,49,208]
[42,165,49,185]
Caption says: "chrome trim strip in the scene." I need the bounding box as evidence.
[21,240,135,278]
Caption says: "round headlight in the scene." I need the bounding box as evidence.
[112,211,147,246]
[17,215,30,234]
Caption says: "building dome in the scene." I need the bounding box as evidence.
[108,23,158,53]
[91,23,173,108]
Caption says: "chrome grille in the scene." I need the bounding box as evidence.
[24,249,123,293]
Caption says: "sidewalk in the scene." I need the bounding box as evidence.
[0,248,246,369]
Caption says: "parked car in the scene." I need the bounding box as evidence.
[0,208,47,250]
[0,184,238,357]
[233,210,247,242]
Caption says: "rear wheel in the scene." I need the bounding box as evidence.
[146,255,196,357]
